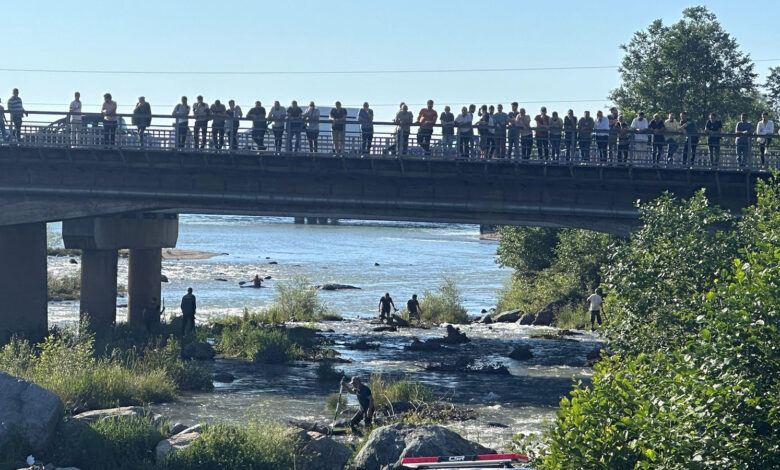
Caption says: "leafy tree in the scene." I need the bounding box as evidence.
[765,66,780,116]
[610,6,758,124]
[495,226,559,274]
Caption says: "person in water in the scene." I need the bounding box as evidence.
[252,274,262,287]
[406,294,421,322]
[378,293,397,323]
[342,376,374,431]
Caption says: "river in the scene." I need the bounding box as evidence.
[47,216,600,450]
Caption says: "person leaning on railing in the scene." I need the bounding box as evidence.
[286,100,303,152]
[455,106,473,158]
[663,113,683,163]
[577,111,594,161]
[563,110,577,160]
[756,112,774,165]
[172,96,190,149]
[268,101,286,152]
[210,99,227,150]
[394,104,413,155]
[680,112,698,166]
[705,113,722,166]
[615,115,631,163]
[132,97,152,146]
[593,110,610,162]
[192,96,210,150]
[630,112,649,162]
[648,113,665,164]
[417,99,437,157]
[329,101,348,154]
[507,102,520,159]
[302,101,319,152]
[246,101,267,151]
[0,99,6,141]
[492,104,508,159]
[735,113,752,167]
[101,93,118,146]
[549,111,563,160]
[358,102,374,157]
[440,105,455,157]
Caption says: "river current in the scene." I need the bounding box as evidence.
[47,216,600,449]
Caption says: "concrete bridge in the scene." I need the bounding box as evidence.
[0,143,770,343]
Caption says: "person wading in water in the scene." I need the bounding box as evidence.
[378,293,397,324]
[406,294,421,323]
[342,376,374,433]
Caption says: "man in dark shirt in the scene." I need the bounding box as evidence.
[577,111,594,161]
[735,113,752,167]
[329,101,348,154]
[440,106,455,157]
[648,113,666,165]
[180,287,196,337]
[343,376,374,430]
[705,113,722,166]
[378,293,397,324]
[210,100,227,149]
[406,294,421,322]
[246,101,267,150]
[680,112,698,165]
[286,100,303,152]
[563,110,577,160]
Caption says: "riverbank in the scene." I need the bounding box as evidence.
[162,249,228,260]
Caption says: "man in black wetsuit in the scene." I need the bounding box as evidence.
[378,293,397,323]
[180,287,196,336]
[342,376,374,431]
[407,294,421,322]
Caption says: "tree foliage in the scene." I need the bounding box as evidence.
[610,6,758,123]
[495,226,559,274]
[765,66,780,117]
[528,179,780,469]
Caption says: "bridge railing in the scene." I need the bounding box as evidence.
[1,111,777,171]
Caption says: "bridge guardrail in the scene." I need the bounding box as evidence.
[0,110,776,171]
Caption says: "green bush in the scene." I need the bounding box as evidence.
[368,374,435,405]
[216,323,304,363]
[263,276,336,323]
[326,391,348,413]
[47,273,80,301]
[51,414,164,470]
[418,277,468,324]
[164,421,307,470]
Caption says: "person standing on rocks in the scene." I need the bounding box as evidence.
[181,287,197,336]
[378,293,397,323]
[587,287,604,330]
[342,376,374,431]
[406,294,421,322]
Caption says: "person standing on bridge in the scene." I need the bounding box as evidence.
[180,287,196,337]
[735,113,752,167]
[0,99,6,141]
[395,104,413,155]
[594,110,610,162]
[492,104,508,159]
[587,288,605,330]
[563,110,577,160]
[664,112,682,164]
[378,293,398,324]
[193,96,211,149]
[286,100,303,152]
[173,96,190,149]
[630,112,649,163]
[101,93,118,146]
[210,99,227,149]
[680,112,699,166]
[577,111,594,161]
[705,113,722,167]
[69,92,82,146]
[507,102,520,159]
[268,101,286,152]
[549,111,563,160]
[132,97,152,146]
[358,101,374,157]
[417,100,438,156]
[455,106,473,158]
[7,88,27,140]
[330,101,348,154]
[246,101,267,151]
[534,107,551,159]
[440,105,455,157]
[756,112,774,166]
[649,113,665,165]
[303,101,320,152]
[227,100,242,150]
[517,108,533,160]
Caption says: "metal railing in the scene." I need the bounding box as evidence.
[0,110,776,171]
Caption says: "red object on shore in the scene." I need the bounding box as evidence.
[401,453,529,468]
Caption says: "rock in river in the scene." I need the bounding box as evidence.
[352,423,494,470]
[507,344,534,361]
[315,283,361,291]
[0,372,63,452]
[518,312,536,325]
[493,309,523,323]
[182,341,216,360]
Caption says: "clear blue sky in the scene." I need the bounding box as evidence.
[2,0,778,121]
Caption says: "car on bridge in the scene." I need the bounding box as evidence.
[22,114,163,148]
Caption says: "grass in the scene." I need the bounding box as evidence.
[326,391,349,413]
[47,273,80,300]
[163,421,307,470]
[215,323,305,363]
[553,304,590,330]
[368,374,435,406]
[262,276,339,323]
[418,277,468,324]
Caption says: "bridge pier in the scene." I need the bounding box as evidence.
[0,223,48,344]
[64,214,178,332]
[127,248,162,327]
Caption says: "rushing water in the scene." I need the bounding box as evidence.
[47,216,600,449]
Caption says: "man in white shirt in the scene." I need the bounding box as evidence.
[101,93,118,146]
[756,112,774,165]
[630,111,649,163]
[172,96,190,149]
[586,288,605,330]
[69,91,82,145]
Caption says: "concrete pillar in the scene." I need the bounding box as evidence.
[0,223,47,344]
[127,248,161,327]
[79,249,118,332]
[317,217,328,225]
[294,217,305,224]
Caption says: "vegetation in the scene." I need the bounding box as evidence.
[325,391,348,413]
[164,421,307,470]
[766,66,780,116]
[315,360,344,383]
[519,180,780,468]
[262,276,337,323]
[496,226,616,328]
[47,272,81,300]
[368,374,435,406]
[609,6,759,125]
[418,277,468,324]
[215,323,305,363]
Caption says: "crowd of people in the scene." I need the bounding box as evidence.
[1,89,776,166]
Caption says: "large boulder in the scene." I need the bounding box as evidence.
[474,315,493,325]
[155,425,202,464]
[315,283,360,291]
[493,309,523,323]
[352,423,493,470]
[72,406,144,423]
[517,312,535,325]
[182,341,216,360]
[294,430,351,470]
[533,308,555,326]
[507,345,534,361]
[0,372,64,452]
[389,314,409,328]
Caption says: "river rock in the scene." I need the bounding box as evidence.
[441,325,469,344]
[155,428,202,464]
[0,372,64,452]
[294,430,352,470]
[518,312,535,325]
[160,274,169,283]
[347,339,380,350]
[315,283,361,291]
[474,315,493,324]
[352,423,494,470]
[533,308,555,326]
[182,341,216,360]
[494,309,523,323]
[268,261,278,264]
[168,423,188,435]
[389,313,409,327]
[69,258,78,264]
[407,338,443,352]
[507,345,534,361]
[73,406,144,423]
[586,347,604,366]
[212,372,235,383]
[373,325,397,333]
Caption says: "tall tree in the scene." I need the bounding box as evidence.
[765,66,780,116]
[610,6,757,123]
